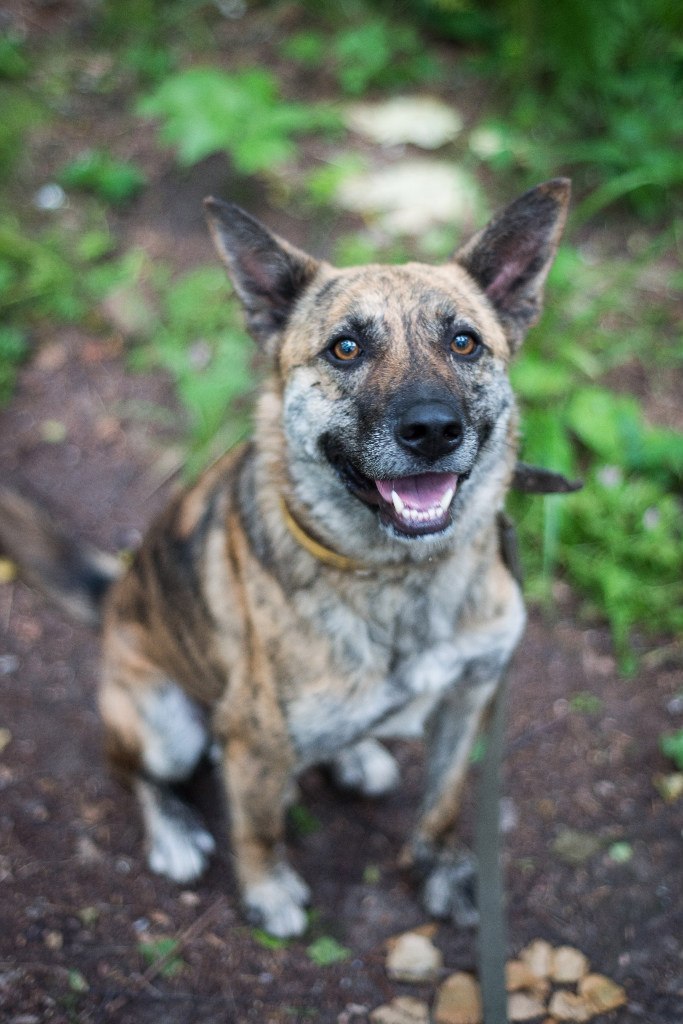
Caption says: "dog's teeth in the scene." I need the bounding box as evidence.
[391,490,405,514]
[439,487,455,512]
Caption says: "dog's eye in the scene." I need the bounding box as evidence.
[450,332,480,358]
[330,338,362,362]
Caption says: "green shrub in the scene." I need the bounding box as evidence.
[138,67,341,173]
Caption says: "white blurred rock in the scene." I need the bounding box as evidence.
[337,160,481,236]
[346,97,462,150]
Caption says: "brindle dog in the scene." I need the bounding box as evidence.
[0,179,570,937]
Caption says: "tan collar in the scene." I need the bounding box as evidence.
[279,498,367,573]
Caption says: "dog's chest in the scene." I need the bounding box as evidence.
[283,561,475,762]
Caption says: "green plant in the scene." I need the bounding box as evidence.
[137,937,184,977]
[660,730,683,771]
[58,150,147,205]
[138,67,341,173]
[283,17,440,96]
[0,326,27,403]
[129,265,255,473]
[306,936,351,966]
[509,243,683,668]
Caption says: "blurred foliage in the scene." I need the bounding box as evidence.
[138,67,341,172]
[58,150,147,205]
[385,0,683,217]
[127,264,255,474]
[282,17,440,95]
[509,244,683,670]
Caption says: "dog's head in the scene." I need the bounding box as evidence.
[205,181,569,557]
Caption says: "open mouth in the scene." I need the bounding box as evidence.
[324,442,461,537]
[374,473,458,535]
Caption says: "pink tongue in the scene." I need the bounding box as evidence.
[375,473,458,512]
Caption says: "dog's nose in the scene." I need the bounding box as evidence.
[395,400,464,460]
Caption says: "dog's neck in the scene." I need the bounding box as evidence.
[279,497,367,573]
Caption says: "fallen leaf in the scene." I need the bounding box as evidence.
[0,728,12,754]
[508,991,547,1021]
[370,996,430,1024]
[433,972,482,1024]
[579,973,627,1013]
[551,946,590,983]
[386,931,443,984]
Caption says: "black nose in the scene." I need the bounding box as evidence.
[395,400,464,460]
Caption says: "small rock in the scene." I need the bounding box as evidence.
[654,773,683,803]
[505,959,549,996]
[0,560,17,585]
[370,996,430,1024]
[386,931,443,984]
[520,940,554,980]
[552,827,602,866]
[508,991,546,1021]
[547,989,592,1022]
[76,836,105,865]
[579,973,627,1013]
[44,930,63,950]
[551,946,590,983]
[433,972,482,1024]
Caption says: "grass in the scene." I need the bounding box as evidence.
[0,0,681,664]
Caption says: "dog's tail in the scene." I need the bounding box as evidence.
[0,487,121,627]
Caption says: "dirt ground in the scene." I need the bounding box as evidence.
[1,4,683,1022]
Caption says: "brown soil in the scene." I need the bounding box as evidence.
[1,5,682,1022]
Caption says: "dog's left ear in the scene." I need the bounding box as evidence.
[204,197,320,345]
[454,178,570,351]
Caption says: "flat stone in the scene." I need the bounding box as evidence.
[385,931,443,984]
[579,973,627,1013]
[508,991,547,1021]
[547,989,592,1022]
[336,160,482,236]
[551,946,590,983]
[520,940,554,980]
[505,959,548,994]
[370,996,430,1024]
[433,972,482,1024]
[346,97,463,150]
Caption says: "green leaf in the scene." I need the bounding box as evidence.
[137,937,184,977]
[306,936,350,966]
[58,150,146,205]
[661,730,683,771]
[252,928,290,950]
[68,969,89,993]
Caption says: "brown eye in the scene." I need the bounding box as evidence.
[331,338,362,362]
[450,332,480,358]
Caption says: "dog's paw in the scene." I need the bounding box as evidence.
[243,863,311,938]
[331,739,400,797]
[420,849,479,928]
[137,781,215,884]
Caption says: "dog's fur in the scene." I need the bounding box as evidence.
[0,179,570,937]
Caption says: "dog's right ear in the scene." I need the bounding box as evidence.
[204,198,320,344]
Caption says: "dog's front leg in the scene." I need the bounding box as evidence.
[406,662,505,926]
[406,569,524,926]
[215,685,309,938]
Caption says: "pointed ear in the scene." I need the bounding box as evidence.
[454,179,571,350]
[204,197,320,344]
